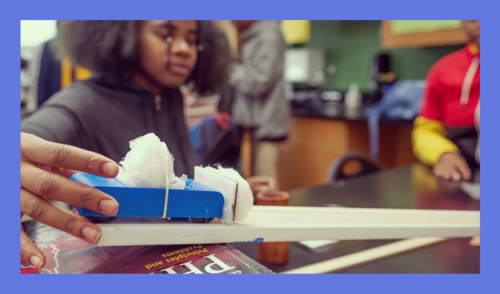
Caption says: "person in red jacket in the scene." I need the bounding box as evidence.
[412,20,480,181]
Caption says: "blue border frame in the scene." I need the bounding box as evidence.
[5,0,498,293]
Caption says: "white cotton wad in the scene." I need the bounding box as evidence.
[194,165,253,224]
[212,166,253,223]
[195,166,236,224]
[116,133,187,189]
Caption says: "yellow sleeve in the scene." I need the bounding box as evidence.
[412,116,460,166]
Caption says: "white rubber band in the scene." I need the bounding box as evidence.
[162,145,170,219]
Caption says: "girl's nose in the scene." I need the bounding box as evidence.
[172,39,191,56]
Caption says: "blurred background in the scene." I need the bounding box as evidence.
[20,20,471,191]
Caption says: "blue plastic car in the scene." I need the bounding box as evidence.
[70,173,225,224]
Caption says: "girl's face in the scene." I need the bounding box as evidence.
[136,20,198,93]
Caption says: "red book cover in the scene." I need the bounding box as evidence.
[21,222,273,274]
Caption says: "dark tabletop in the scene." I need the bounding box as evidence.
[232,164,480,273]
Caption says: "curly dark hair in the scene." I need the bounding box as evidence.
[56,20,230,95]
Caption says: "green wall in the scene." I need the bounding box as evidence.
[302,21,464,91]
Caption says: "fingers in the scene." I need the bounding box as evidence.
[434,153,472,182]
[435,163,471,182]
[434,168,451,180]
[21,227,45,270]
[41,166,78,178]
[21,163,119,215]
[455,158,472,181]
[451,172,461,182]
[251,184,272,194]
[248,176,277,189]
[248,175,278,196]
[267,177,277,190]
[21,133,119,178]
[21,188,102,244]
[434,164,458,181]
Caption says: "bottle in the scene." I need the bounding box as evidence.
[344,83,362,109]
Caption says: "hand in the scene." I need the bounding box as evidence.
[21,133,120,269]
[433,152,471,181]
[247,175,277,200]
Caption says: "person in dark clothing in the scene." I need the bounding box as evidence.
[20,20,230,270]
[26,21,93,113]
[26,39,62,112]
[26,21,63,112]
[229,21,289,181]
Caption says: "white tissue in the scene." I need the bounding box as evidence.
[195,166,237,224]
[116,133,186,189]
[194,165,253,224]
[212,166,253,223]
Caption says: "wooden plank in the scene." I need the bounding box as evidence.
[96,206,479,246]
[282,237,447,274]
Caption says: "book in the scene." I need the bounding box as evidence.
[21,221,273,274]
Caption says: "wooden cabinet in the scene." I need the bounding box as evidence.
[277,117,418,190]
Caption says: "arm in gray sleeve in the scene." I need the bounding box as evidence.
[229,37,283,97]
[21,104,83,147]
